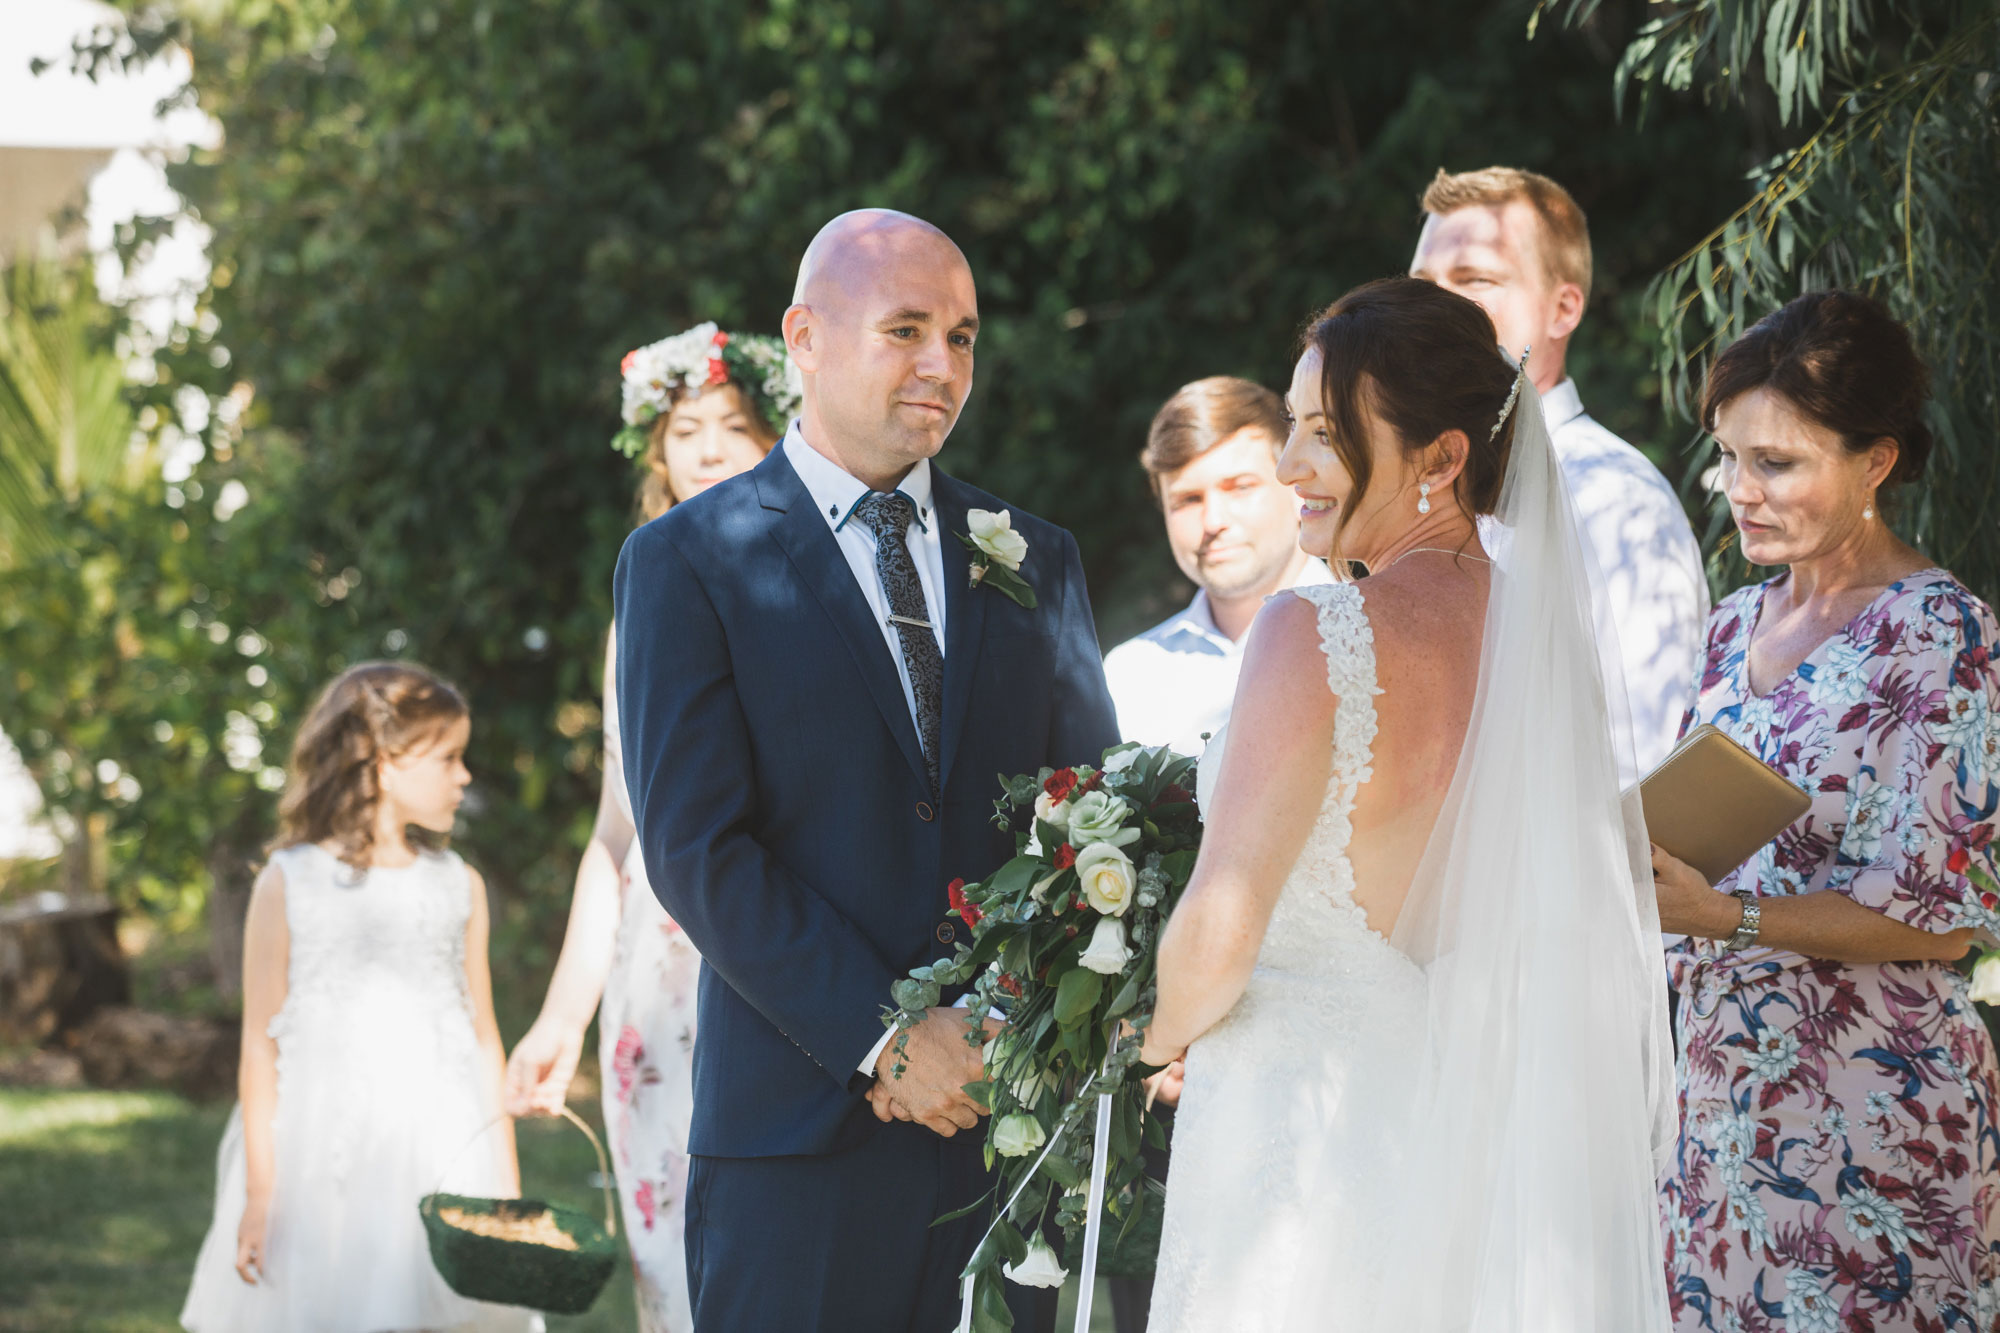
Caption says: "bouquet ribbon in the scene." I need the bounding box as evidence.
[957,1054,1115,1333]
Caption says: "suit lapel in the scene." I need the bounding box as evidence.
[932,470,989,795]
[756,450,931,793]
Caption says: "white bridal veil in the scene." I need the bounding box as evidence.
[1288,376,1678,1330]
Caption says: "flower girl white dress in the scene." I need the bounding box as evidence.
[181,843,541,1333]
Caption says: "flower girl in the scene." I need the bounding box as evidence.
[182,663,540,1333]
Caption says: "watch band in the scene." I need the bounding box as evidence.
[1725,890,1762,951]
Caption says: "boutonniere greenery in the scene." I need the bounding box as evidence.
[958,509,1037,609]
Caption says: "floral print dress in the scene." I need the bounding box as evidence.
[1661,569,2000,1332]
[598,648,701,1333]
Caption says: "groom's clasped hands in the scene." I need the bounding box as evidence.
[866,1006,1001,1137]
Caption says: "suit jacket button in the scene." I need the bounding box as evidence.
[916,801,935,822]
[935,922,955,944]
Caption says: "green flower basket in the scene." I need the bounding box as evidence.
[418,1106,622,1316]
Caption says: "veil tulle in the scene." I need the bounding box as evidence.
[1286,377,1677,1330]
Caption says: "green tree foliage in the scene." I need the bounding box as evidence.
[46,0,1755,982]
[0,259,135,564]
[1553,0,2000,599]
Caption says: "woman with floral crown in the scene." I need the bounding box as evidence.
[504,324,799,1330]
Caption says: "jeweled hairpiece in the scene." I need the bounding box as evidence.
[1489,345,1531,441]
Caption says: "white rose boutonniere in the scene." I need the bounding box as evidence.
[956,508,1037,609]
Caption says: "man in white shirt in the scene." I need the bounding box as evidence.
[1410,166,1709,779]
[1104,376,1332,757]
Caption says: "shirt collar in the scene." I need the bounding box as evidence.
[1540,378,1587,431]
[783,422,935,534]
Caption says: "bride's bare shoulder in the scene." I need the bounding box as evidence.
[1235,589,1347,709]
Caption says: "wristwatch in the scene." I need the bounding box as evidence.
[1725,890,1762,951]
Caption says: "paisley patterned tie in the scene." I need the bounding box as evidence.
[852,490,943,795]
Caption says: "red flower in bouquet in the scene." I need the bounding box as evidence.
[1152,783,1194,809]
[948,877,984,928]
[998,973,1024,998]
[1044,768,1080,803]
[620,348,639,375]
[1054,844,1077,870]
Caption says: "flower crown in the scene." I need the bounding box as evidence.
[611,322,804,458]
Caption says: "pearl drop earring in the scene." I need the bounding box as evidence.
[1418,482,1432,516]
[1863,495,1875,521]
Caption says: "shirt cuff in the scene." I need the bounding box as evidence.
[858,1026,896,1077]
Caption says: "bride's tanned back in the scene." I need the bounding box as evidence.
[1262,279,1520,937]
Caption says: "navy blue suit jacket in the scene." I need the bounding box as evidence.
[614,444,1120,1159]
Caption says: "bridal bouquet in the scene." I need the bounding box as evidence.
[883,742,1201,1325]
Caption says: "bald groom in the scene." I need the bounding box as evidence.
[615,211,1119,1331]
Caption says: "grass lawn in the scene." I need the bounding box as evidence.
[0,1087,1114,1331]
[0,1088,634,1332]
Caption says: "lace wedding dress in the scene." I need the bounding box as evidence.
[1150,581,1425,1329]
[181,843,540,1333]
[1147,380,1675,1332]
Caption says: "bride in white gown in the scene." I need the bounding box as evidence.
[1142,277,1675,1332]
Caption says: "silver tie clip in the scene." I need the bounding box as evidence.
[887,614,934,631]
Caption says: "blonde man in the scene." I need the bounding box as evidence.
[1411,166,1707,779]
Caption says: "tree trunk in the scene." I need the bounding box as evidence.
[206,812,262,1002]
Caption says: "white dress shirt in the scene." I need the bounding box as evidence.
[1543,379,1709,783]
[782,426,970,1078]
[783,424,947,727]
[1103,560,1335,755]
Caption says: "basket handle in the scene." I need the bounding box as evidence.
[433,1105,619,1239]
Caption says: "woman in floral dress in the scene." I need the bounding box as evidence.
[503,325,794,1330]
[1652,291,2000,1331]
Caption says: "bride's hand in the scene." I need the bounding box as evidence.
[504,1016,584,1117]
[1137,1032,1187,1071]
[1143,1060,1185,1109]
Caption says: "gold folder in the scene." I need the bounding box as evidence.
[1638,723,1813,887]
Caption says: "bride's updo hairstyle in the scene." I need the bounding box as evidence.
[276,661,469,868]
[1304,277,1520,554]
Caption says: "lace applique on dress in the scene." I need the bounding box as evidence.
[1150,581,1428,1332]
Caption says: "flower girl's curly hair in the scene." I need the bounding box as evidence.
[275,662,469,868]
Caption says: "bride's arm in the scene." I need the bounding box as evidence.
[1143,596,1338,1064]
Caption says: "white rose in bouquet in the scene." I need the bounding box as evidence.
[983,1036,1056,1109]
[966,509,1029,571]
[1075,843,1136,917]
[1003,1235,1069,1289]
[993,1112,1047,1158]
[1078,915,1131,975]
[1971,952,2000,1004]
[1066,790,1140,849]
[1033,789,1072,829]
